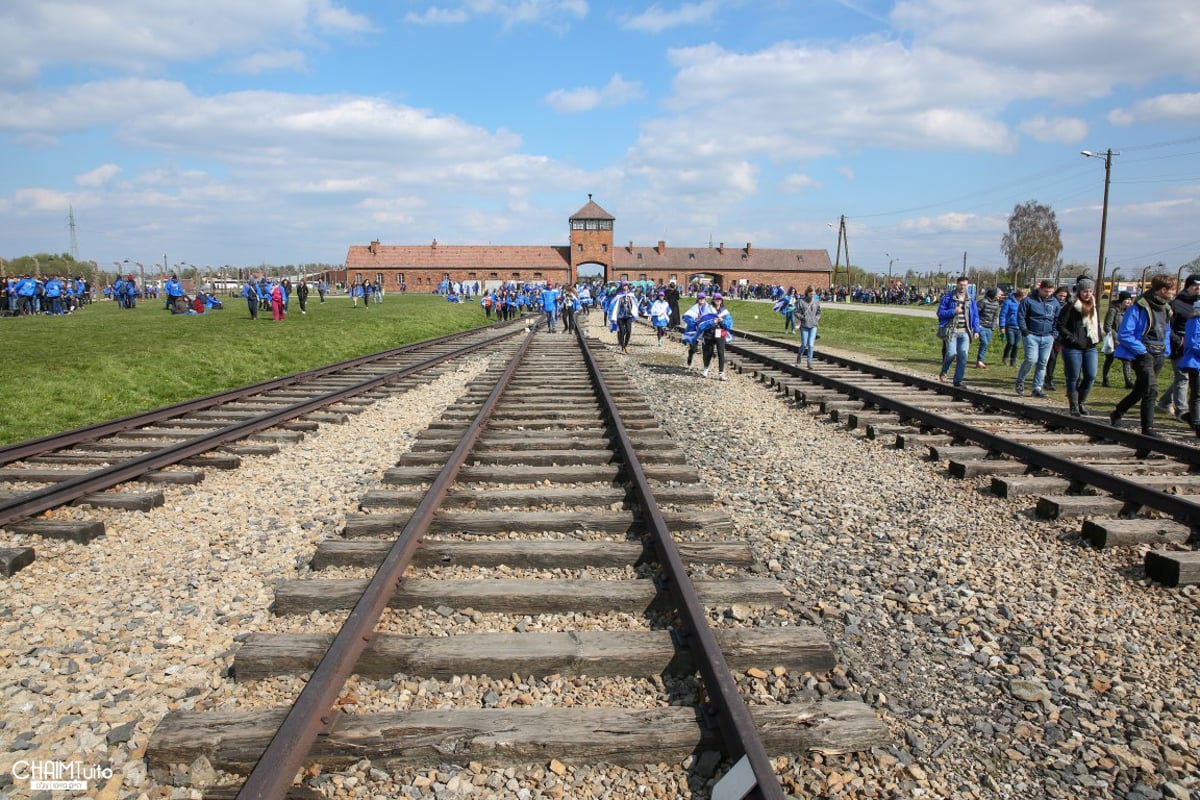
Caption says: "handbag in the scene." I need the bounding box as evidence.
[1101,330,1115,354]
[937,323,950,341]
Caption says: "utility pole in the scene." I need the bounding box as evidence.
[68,205,79,260]
[830,215,850,292]
[1082,149,1116,298]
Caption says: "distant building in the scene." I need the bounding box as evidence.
[340,196,832,291]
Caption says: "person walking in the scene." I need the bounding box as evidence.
[1110,273,1177,436]
[975,287,1002,369]
[540,281,560,333]
[701,292,734,380]
[609,281,638,354]
[1156,274,1200,420]
[999,288,1023,366]
[296,280,309,314]
[649,290,671,346]
[1102,291,1134,388]
[681,292,711,370]
[1014,280,1061,398]
[243,279,258,320]
[795,285,821,368]
[937,276,980,387]
[1042,285,1071,390]
[1055,277,1102,416]
[270,281,285,321]
[664,280,681,330]
[1174,304,1200,436]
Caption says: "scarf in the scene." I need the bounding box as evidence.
[1075,298,1100,344]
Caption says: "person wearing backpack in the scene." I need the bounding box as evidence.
[609,281,639,353]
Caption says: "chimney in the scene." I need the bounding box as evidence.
[369,239,379,256]
[628,240,633,252]
[718,242,724,253]
[431,238,438,249]
[657,240,665,254]
[745,242,752,255]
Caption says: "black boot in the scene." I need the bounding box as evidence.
[1068,392,1081,417]
[1077,388,1091,416]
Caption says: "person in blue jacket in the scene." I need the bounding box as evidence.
[539,281,560,333]
[243,279,259,320]
[936,276,980,388]
[164,274,184,311]
[43,275,64,315]
[1174,304,1200,437]
[1110,273,1177,436]
[999,288,1023,366]
[1014,280,1061,398]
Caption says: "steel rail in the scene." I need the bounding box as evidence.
[574,327,787,800]
[727,335,1200,526]
[735,328,1200,465]
[235,327,536,800]
[0,329,524,530]
[0,322,517,468]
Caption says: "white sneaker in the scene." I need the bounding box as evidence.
[702,368,710,378]
[719,372,727,381]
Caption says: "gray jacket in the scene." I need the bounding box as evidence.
[795,296,821,328]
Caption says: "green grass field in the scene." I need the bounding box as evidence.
[0,294,1179,446]
[0,294,494,445]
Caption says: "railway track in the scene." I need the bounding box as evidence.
[0,322,528,576]
[143,322,888,798]
[722,329,1200,586]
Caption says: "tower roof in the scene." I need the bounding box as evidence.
[569,194,613,221]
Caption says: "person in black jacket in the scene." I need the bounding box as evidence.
[1055,277,1103,416]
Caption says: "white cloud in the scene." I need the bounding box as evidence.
[404,7,471,24]
[1109,93,1200,125]
[545,74,644,113]
[0,0,374,81]
[1018,115,1087,143]
[76,164,122,188]
[620,1,719,33]
[404,1,587,30]
[779,173,822,193]
[235,50,309,75]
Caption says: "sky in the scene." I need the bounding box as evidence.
[2,0,1199,281]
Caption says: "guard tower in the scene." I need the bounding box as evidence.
[568,194,614,283]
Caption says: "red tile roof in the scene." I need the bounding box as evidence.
[346,243,571,270]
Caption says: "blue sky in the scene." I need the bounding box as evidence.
[2,0,1199,281]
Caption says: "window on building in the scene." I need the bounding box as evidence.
[601,243,608,253]
[670,274,677,283]
[600,220,612,230]
[689,253,695,260]
[578,244,583,252]
[639,274,647,281]
[354,272,363,284]
[376,272,383,288]
[490,272,498,278]
[586,220,599,230]
[636,252,643,260]
[396,273,405,286]
[571,220,585,230]
[534,272,542,278]
[512,272,521,278]
[620,274,628,281]
[796,254,805,262]
[468,272,477,278]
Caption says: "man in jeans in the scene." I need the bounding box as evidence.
[937,276,979,387]
[1111,273,1177,436]
[1156,274,1199,420]
[1015,280,1061,398]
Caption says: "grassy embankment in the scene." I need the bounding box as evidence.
[0,294,491,446]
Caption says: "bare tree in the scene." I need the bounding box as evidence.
[1001,200,1062,288]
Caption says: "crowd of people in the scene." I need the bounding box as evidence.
[3,275,95,315]
[935,272,1198,438]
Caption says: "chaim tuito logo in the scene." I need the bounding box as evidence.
[12,759,114,791]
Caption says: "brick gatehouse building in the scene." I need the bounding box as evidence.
[340,196,832,292]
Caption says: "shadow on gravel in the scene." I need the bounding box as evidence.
[643,364,698,377]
